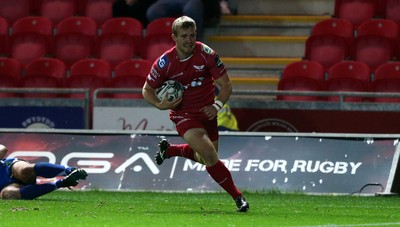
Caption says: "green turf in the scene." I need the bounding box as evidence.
[1,190,400,227]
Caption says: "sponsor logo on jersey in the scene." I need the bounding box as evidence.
[157,54,168,69]
[184,77,204,89]
[201,43,214,55]
[171,72,184,79]
[215,54,223,68]
[148,67,160,81]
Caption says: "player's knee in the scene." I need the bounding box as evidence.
[1,187,21,200]
[19,165,36,184]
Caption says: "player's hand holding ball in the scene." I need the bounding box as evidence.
[155,80,184,109]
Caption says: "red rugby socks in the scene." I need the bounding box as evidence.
[167,144,196,162]
[206,160,242,199]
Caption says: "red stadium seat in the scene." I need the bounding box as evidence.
[142,17,176,62]
[110,59,152,98]
[65,58,111,99]
[277,60,325,101]
[82,0,114,26]
[371,61,400,102]
[333,0,380,27]
[98,17,143,69]
[54,17,98,67]
[38,0,77,25]
[65,58,111,128]
[0,57,21,80]
[0,57,21,97]
[352,19,399,70]
[311,18,355,42]
[305,18,355,71]
[382,0,400,25]
[305,35,350,72]
[10,16,53,67]
[0,16,9,55]
[22,58,66,98]
[0,0,32,24]
[325,61,371,102]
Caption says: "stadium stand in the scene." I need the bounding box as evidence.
[53,16,98,67]
[110,59,152,99]
[325,60,371,102]
[371,61,400,103]
[141,17,176,62]
[98,17,143,69]
[277,60,325,101]
[10,16,53,67]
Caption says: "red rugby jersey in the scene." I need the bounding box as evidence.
[146,41,227,115]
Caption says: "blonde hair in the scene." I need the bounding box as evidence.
[172,16,197,35]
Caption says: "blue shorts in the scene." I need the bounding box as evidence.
[0,158,20,191]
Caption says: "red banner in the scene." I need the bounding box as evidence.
[233,108,400,133]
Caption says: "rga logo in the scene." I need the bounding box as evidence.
[21,116,55,129]
[8,151,160,174]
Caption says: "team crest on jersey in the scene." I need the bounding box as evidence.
[157,54,168,69]
[193,65,205,71]
[201,43,214,55]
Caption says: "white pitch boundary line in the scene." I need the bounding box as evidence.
[292,223,400,227]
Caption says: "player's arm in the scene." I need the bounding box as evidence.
[0,144,8,159]
[214,73,233,105]
[142,81,182,110]
[200,73,232,120]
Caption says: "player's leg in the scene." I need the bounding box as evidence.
[184,128,249,212]
[0,183,23,199]
[1,170,88,200]
[1,182,61,200]
[11,161,76,183]
[146,0,181,22]
[33,162,76,178]
[1,174,87,200]
[182,0,204,39]
[8,161,87,200]
[17,169,88,200]
[155,117,205,165]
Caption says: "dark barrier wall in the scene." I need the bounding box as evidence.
[1,130,398,194]
[233,108,400,133]
[0,106,85,129]
[93,92,400,133]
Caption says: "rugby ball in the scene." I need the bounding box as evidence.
[155,80,184,101]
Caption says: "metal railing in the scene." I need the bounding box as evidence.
[94,88,400,111]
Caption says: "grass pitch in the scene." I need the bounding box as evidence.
[1,190,400,227]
